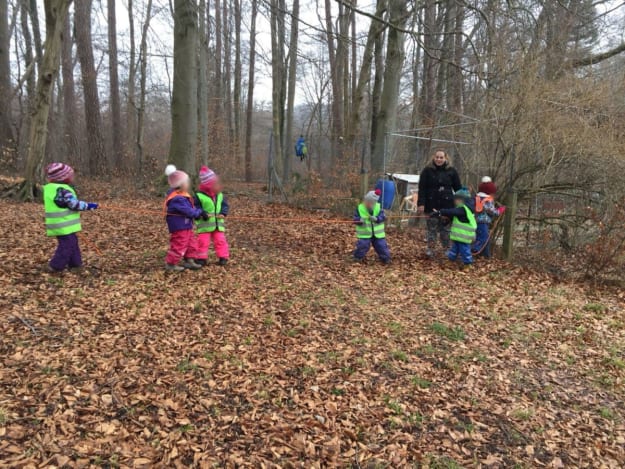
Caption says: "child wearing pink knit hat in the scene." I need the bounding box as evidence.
[43,163,98,272]
[194,166,230,266]
[163,165,207,272]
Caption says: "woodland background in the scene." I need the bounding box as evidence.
[1,0,625,275]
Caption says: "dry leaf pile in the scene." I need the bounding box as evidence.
[1,182,624,468]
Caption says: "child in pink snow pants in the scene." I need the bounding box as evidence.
[194,166,230,266]
[163,165,207,272]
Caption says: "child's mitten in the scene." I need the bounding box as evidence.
[87,203,98,210]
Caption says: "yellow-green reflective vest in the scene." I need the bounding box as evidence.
[196,192,225,233]
[450,205,477,244]
[356,203,385,239]
[43,183,81,237]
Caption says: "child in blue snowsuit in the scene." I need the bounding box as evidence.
[353,190,391,264]
[431,188,476,266]
[472,176,500,258]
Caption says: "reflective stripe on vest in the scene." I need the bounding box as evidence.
[355,203,385,239]
[450,205,477,244]
[43,183,81,237]
[196,192,225,233]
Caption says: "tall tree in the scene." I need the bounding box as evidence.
[21,0,72,200]
[233,0,242,164]
[75,0,107,174]
[107,0,123,164]
[169,0,198,171]
[198,0,209,165]
[269,0,286,177]
[136,0,153,172]
[126,0,137,155]
[371,0,408,172]
[244,0,257,182]
[61,12,77,165]
[283,0,299,181]
[324,0,343,159]
[0,0,13,149]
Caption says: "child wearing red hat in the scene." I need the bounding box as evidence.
[194,166,230,266]
[43,163,98,272]
[163,165,207,272]
[472,176,501,258]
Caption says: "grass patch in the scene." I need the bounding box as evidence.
[390,350,408,362]
[430,322,465,341]
[176,358,198,373]
[411,376,432,389]
[583,302,607,313]
[0,407,7,425]
[512,408,533,421]
[599,407,614,420]
[387,321,404,335]
[425,454,463,469]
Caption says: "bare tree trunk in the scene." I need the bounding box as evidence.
[351,0,386,144]
[283,0,299,182]
[269,0,285,177]
[75,0,107,175]
[371,0,408,173]
[20,0,72,200]
[223,0,232,146]
[126,0,137,156]
[61,12,77,166]
[324,0,343,163]
[369,22,384,159]
[18,0,36,164]
[198,0,209,166]
[418,0,438,165]
[244,0,257,182]
[233,0,242,170]
[136,0,153,173]
[28,0,42,67]
[0,0,14,149]
[169,0,198,171]
[449,2,464,113]
[107,0,123,165]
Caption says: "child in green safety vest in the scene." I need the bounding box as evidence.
[430,188,477,266]
[43,163,98,272]
[353,189,391,264]
[194,166,230,266]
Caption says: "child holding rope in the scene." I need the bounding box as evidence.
[353,189,391,264]
[43,163,98,272]
[164,165,207,272]
[431,188,476,266]
[194,166,230,266]
[472,177,500,258]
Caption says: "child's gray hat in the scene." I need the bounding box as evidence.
[364,190,380,203]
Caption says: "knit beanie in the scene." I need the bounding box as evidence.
[454,188,472,200]
[478,176,497,195]
[364,189,381,203]
[199,166,217,186]
[46,162,74,183]
[165,164,189,189]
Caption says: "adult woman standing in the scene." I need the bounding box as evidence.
[417,149,462,257]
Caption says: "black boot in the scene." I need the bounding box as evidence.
[195,259,207,267]
[218,258,228,266]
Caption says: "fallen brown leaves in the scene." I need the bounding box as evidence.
[0,182,624,468]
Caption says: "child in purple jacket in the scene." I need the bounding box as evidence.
[44,163,98,272]
[163,165,208,272]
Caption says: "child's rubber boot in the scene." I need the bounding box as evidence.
[195,259,207,267]
[382,258,391,265]
[182,259,202,270]
[217,258,228,266]
[165,263,185,272]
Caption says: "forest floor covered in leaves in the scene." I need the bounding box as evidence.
[1,181,624,468]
